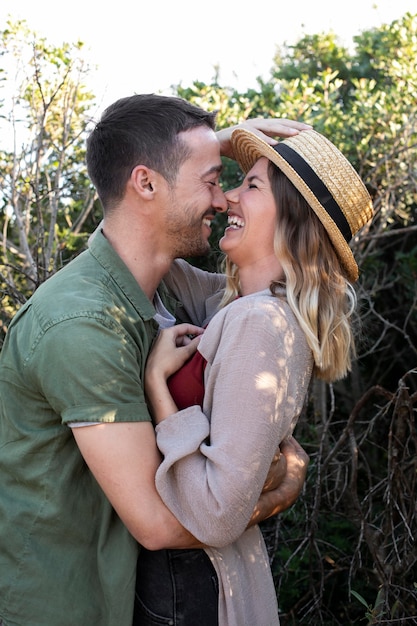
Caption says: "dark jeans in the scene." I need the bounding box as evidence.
[133,548,219,626]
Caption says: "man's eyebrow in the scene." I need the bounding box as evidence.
[204,164,223,176]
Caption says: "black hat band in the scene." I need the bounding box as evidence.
[274,143,353,243]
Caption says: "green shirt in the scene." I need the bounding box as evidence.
[0,232,177,626]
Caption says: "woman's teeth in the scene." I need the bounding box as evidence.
[228,215,245,229]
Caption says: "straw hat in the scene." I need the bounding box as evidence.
[230,128,374,281]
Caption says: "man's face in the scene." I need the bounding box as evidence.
[164,126,228,258]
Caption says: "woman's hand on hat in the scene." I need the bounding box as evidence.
[217,118,312,160]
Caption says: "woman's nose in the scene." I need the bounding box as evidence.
[225,186,239,205]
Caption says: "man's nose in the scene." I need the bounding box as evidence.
[213,188,228,213]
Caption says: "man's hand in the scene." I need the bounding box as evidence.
[261,447,287,493]
[247,436,309,527]
[217,118,312,160]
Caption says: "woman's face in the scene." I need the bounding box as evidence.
[220,157,278,269]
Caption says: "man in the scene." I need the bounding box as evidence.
[0,94,310,626]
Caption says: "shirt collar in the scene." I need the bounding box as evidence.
[89,229,157,321]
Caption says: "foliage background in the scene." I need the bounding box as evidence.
[1,12,416,624]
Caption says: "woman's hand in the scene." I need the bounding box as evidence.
[146,323,204,381]
[145,324,204,424]
[217,118,313,160]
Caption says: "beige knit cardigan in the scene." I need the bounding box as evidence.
[157,260,313,626]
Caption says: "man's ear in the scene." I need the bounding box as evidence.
[130,165,157,197]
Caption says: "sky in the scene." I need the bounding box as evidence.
[0,0,416,110]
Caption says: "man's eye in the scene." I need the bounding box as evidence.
[248,183,258,189]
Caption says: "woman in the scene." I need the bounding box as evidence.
[136,129,374,626]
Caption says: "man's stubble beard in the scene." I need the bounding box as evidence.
[170,227,211,259]
[166,203,212,259]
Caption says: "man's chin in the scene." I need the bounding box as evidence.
[180,240,211,259]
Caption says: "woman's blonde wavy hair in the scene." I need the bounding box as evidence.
[220,162,357,383]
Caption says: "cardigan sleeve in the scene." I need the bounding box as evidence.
[162,259,226,326]
[155,296,313,547]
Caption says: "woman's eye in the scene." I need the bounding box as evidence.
[248,183,257,189]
